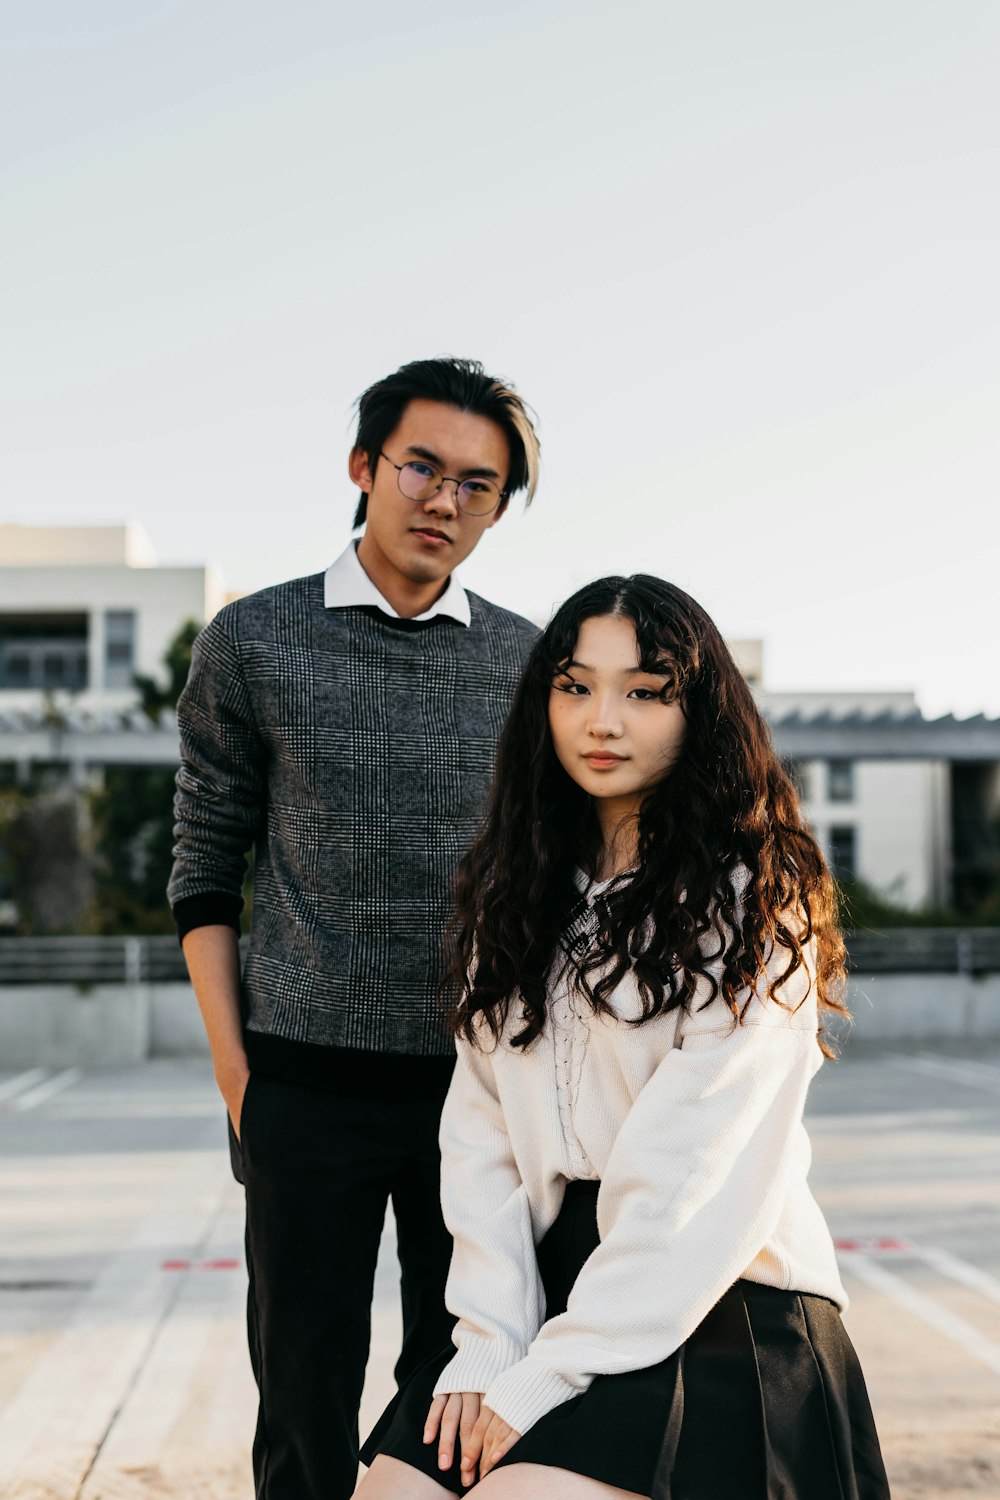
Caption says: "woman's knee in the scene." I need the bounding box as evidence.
[352,1452,460,1500]
[471,1462,643,1500]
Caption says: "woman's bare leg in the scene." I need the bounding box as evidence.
[473,1462,644,1500]
[352,1453,459,1500]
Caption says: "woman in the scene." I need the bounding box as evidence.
[356,575,889,1500]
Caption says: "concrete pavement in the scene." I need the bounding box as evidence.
[0,1045,997,1498]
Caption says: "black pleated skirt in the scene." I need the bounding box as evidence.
[360,1180,890,1498]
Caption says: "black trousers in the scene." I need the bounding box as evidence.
[237,1073,455,1500]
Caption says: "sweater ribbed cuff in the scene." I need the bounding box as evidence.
[431,1336,527,1400]
[172,891,243,943]
[482,1356,583,1435]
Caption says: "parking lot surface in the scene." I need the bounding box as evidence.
[0,1043,998,1499]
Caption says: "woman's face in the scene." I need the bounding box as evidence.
[547,614,687,805]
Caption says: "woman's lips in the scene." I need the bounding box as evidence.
[583,753,627,767]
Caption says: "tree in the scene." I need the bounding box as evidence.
[89,767,182,933]
[134,618,201,720]
[90,619,200,933]
[0,782,96,934]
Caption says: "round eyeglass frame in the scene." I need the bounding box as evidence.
[379,452,505,517]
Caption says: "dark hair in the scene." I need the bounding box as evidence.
[351,357,540,528]
[445,574,848,1055]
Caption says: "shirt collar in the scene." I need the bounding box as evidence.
[573,866,636,898]
[323,541,471,627]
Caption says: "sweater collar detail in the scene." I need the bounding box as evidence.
[323,542,471,626]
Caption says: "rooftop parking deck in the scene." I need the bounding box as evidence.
[0,1047,997,1499]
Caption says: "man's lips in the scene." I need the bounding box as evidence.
[411,527,452,545]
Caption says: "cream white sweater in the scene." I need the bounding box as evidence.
[431,884,847,1437]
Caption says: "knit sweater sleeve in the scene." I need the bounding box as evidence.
[481,946,823,1436]
[167,609,266,932]
[432,1033,546,1398]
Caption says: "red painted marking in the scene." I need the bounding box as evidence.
[161,1256,241,1272]
[835,1236,912,1255]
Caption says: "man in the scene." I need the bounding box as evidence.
[168,358,541,1500]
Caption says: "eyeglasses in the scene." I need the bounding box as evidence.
[379,452,504,517]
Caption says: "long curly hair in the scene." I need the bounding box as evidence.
[445,574,848,1054]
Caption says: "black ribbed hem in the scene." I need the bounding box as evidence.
[245,1031,455,1101]
[347,605,464,633]
[172,891,243,942]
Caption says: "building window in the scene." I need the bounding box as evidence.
[827,759,855,802]
[43,653,69,686]
[104,610,137,689]
[5,654,30,685]
[0,614,88,692]
[829,826,857,882]
[783,758,811,801]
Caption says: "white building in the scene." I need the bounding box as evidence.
[758,691,949,908]
[0,559,996,914]
[0,524,226,712]
[760,688,1000,912]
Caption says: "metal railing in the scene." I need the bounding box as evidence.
[0,935,194,985]
[845,928,1000,975]
[1,929,999,985]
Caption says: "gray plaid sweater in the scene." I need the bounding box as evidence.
[168,572,538,1056]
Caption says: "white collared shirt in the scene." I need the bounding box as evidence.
[323,541,471,627]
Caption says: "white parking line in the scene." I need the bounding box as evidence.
[838,1238,1000,1306]
[913,1245,1000,1306]
[10,1068,83,1112]
[0,1148,232,1492]
[0,1069,48,1103]
[843,1252,1000,1376]
[914,1052,1000,1084]
[77,1204,250,1494]
[887,1054,1000,1095]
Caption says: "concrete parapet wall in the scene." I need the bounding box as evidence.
[0,984,152,1069]
[148,983,211,1056]
[847,973,1000,1042]
[1,975,999,1068]
[0,983,200,1068]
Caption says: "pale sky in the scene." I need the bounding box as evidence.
[3,1,998,717]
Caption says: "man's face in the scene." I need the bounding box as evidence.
[350,398,510,593]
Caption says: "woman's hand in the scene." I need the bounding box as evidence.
[424,1392,482,1478]
[422,1395,520,1486]
[469,1405,522,1481]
